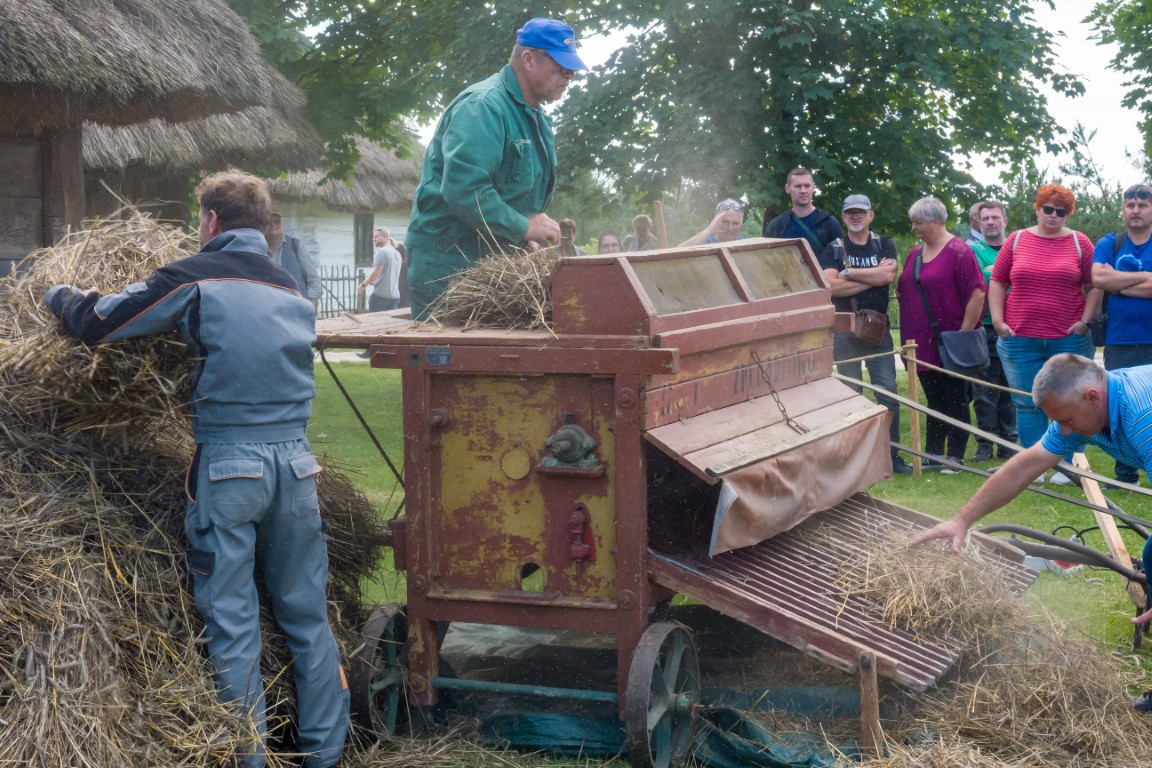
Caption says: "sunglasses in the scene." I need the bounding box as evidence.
[716,202,744,212]
[1040,205,1068,217]
[1124,187,1152,200]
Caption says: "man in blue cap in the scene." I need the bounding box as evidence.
[406,18,587,319]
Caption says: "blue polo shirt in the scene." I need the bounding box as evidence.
[1093,233,1152,346]
[1040,366,1152,470]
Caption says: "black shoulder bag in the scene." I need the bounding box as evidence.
[912,249,989,374]
[835,236,888,346]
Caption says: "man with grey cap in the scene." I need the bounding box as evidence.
[818,194,911,474]
[406,17,586,319]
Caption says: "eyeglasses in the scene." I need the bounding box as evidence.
[843,209,869,217]
[1124,187,1152,200]
[716,202,744,212]
[1040,205,1068,217]
[534,49,574,77]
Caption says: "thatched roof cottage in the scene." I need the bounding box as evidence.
[0,0,304,273]
[83,107,324,223]
[263,135,422,274]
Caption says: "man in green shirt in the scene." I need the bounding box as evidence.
[406,18,586,319]
[969,200,1017,462]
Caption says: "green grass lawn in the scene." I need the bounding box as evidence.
[310,357,1152,749]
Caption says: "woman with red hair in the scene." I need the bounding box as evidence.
[989,183,1101,483]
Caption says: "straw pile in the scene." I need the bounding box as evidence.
[423,246,559,331]
[0,212,388,767]
[812,526,1152,768]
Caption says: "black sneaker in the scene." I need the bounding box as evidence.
[921,455,943,470]
[1133,690,1152,714]
[356,349,372,359]
[891,456,913,475]
[940,458,964,475]
[972,444,994,462]
[997,446,1016,460]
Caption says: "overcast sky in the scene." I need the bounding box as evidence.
[973,0,1145,186]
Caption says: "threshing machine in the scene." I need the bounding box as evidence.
[315,237,1033,767]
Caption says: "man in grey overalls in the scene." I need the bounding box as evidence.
[45,170,348,768]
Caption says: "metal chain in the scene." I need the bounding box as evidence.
[751,351,808,434]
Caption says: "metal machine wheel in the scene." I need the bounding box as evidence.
[350,604,407,738]
[623,622,700,768]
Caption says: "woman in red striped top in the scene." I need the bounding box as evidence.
[988,184,1101,482]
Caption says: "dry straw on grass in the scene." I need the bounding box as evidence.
[422,246,559,332]
[810,526,1152,768]
[0,212,388,767]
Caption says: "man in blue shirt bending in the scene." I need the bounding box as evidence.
[909,353,1152,712]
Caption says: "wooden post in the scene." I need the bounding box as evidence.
[653,201,669,248]
[1071,452,1147,611]
[858,651,883,758]
[904,342,922,476]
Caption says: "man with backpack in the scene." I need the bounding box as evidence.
[1091,182,1152,486]
[763,167,844,256]
[817,194,911,475]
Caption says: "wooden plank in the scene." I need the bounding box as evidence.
[651,305,833,357]
[1072,452,1147,609]
[646,377,856,455]
[0,136,40,197]
[362,343,677,375]
[693,404,884,477]
[858,652,884,758]
[643,347,835,426]
[646,326,830,388]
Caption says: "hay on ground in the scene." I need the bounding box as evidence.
[807,525,1152,768]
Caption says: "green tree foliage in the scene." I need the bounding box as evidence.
[226,1,1079,231]
[225,1,539,177]
[559,0,1082,232]
[1091,0,1152,158]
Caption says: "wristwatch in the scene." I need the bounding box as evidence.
[842,267,852,280]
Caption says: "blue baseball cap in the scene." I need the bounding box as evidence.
[516,18,587,71]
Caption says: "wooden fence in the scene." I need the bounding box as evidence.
[317,264,367,319]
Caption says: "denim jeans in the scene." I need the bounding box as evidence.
[996,333,1096,449]
[1103,344,1152,482]
[972,326,1016,449]
[833,330,900,456]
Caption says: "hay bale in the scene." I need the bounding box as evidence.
[0,212,390,766]
[422,246,559,331]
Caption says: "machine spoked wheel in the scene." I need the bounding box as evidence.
[624,622,700,768]
[350,604,408,739]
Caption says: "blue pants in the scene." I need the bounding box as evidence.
[997,334,1095,449]
[185,439,349,768]
[833,330,900,455]
[368,294,401,312]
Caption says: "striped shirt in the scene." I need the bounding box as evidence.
[1041,367,1152,470]
[990,229,1094,338]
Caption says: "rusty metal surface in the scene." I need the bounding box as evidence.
[648,493,1037,692]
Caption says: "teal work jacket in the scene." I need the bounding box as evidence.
[406,65,556,259]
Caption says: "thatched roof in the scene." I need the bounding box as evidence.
[83,106,324,173]
[264,136,424,212]
[0,0,301,132]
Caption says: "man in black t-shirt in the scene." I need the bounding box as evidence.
[817,194,910,474]
[762,166,844,256]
